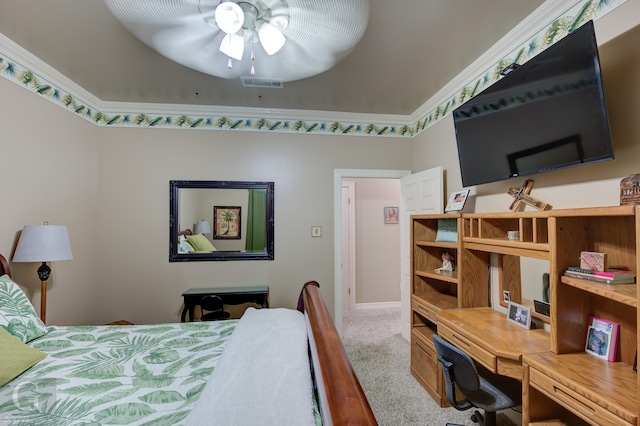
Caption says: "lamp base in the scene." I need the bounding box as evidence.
[36,262,50,324]
[40,279,47,324]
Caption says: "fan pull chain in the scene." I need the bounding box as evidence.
[250,23,256,76]
[227,57,232,69]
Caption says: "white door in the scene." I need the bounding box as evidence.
[341,181,356,310]
[400,167,443,340]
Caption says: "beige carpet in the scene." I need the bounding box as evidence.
[341,307,520,426]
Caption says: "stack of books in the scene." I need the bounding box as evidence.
[564,267,636,284]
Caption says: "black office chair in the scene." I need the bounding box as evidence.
[432,334,522,426]
[200,295,230,321]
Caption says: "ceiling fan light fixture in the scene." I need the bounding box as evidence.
[257,21,286,55]
[215,1,245,34]
[219,32,245,60]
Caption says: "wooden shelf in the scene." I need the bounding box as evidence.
[414,240,458,249]
[464,238,550,259]
[415,269,457,283]
[561,276,637,308]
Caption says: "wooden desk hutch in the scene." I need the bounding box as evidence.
[410,206,639,426]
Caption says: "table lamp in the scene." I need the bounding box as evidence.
[13,223,73,324]
[194,220,211,234]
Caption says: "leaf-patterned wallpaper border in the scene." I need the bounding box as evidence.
[0,0,625,138]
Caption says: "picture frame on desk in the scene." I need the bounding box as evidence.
[585,326,612,360]
[507,301,531,329]
[585,316,618,362]
[445,189,470,212]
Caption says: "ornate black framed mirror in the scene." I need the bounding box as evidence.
[169,180,274,261]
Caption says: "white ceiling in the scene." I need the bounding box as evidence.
[0,0,545,116]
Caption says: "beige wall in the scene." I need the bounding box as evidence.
[0,90,413,325]
[350,178,401,304]
[0,80,100,325]
[98,123,413,324]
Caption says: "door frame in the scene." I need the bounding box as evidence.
[341,180,356,311]
[333,169,411,334]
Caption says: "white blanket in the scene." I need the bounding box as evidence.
[185,308,315,426]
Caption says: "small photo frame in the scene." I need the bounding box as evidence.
[507,301,531,329]
[502,290,511,303]
[384,206,399,224]
[585,325,612,360]
[445,190,470,212]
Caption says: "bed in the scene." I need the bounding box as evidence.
[0,253,376,425]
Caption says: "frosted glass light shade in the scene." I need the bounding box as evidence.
[258,21,286,55]
[220,33,245,60]
[215,2,244,34]
[13,225,73,262]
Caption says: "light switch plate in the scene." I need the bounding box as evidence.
[311,226,322,237]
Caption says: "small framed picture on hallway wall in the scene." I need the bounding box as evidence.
[384,207,399,224]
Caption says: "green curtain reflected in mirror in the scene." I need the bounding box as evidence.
[245,189,267,252]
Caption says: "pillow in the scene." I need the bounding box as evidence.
[0,274,49,342]
[0,327,46,387]
[186,234,217,252]
[435,218,458,243]
[178,236,196,254]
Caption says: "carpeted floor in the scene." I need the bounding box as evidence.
[341,307,520,426]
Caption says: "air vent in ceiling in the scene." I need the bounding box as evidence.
[241,77,284,88]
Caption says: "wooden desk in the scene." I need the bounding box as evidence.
[181,286,269,322]
[437,307,550,380]
[523,352,637,426]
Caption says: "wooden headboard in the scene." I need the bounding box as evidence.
[0,253,10,277]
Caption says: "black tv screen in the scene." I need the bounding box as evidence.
[452,20,613,187]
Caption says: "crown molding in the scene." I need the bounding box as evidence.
[0,0,626,138]
[408,0,627,134]
[409,0,578,124]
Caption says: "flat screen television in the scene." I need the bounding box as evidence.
[452,20,613,187]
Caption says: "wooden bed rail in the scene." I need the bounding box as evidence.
[301,281,377,425]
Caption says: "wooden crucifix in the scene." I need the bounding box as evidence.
[508,179,552,212]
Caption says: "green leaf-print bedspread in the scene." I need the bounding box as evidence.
[0,321,238,425]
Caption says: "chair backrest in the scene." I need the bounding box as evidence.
[432,334,480,410]
[201,295,224,313]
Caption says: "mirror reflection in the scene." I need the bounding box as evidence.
[169,180,274,261]
[499,255,550,324]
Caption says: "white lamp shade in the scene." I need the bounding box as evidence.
[219,33,245,61]
[258,21,286,55]
[13,225,73,262]
[195,220,211,234]
[215,1,244,34]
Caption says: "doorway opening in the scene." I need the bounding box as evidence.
[333,169,410,334]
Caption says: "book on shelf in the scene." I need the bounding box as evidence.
[567,266,635,278]
[585,316,618,362]
[564,268,636,284]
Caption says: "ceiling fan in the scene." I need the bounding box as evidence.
[104,0,370,83]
